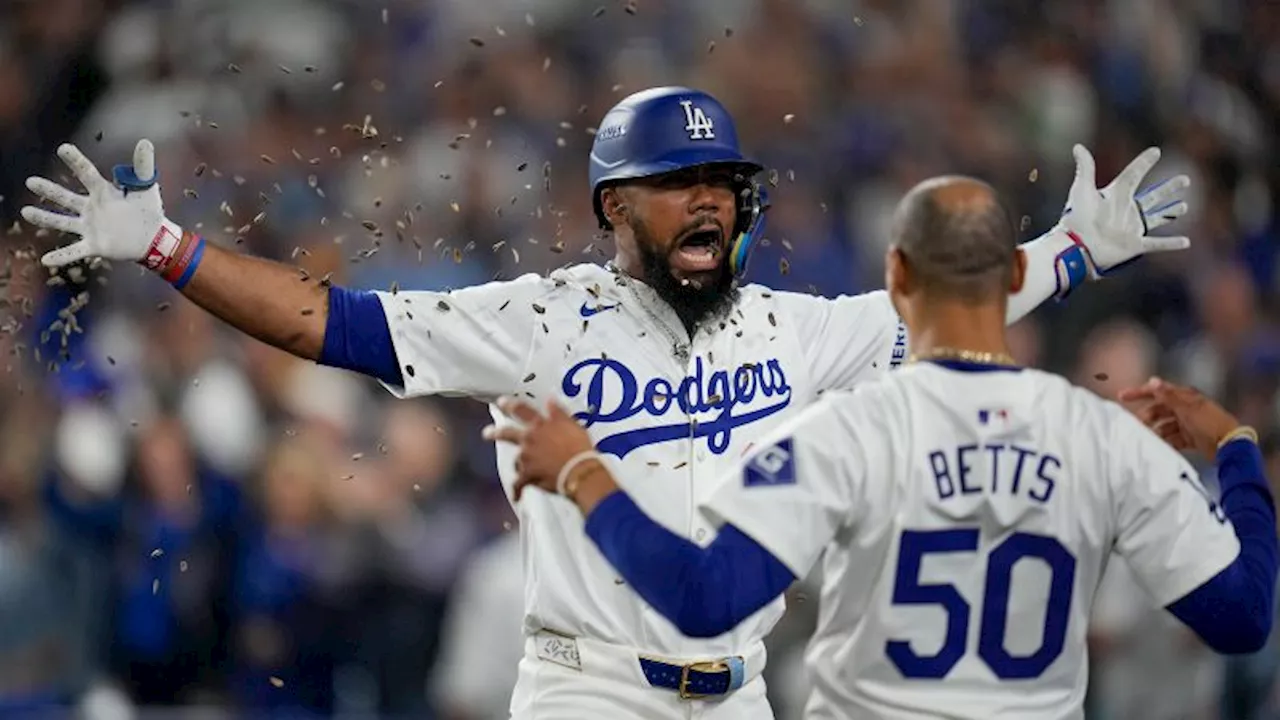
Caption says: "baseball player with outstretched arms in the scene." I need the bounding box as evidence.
[23,87,1192,719]
[486,177,1279,720]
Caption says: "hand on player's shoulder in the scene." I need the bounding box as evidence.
[1118,377,1242,459]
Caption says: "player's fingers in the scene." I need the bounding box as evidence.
[1165,427,1195,453]
[1117,386,1158,403]
[133,139,156,182]
[1147,404,1173,426]
[1137,174,1190,212]
[113,139,159,191]
[1114,147,1161,195]
[1141,235,1191,253]
[1071,144,1097,189]
[481,424,525,445]
[513,469,542,502]
[40,240,93,268]
[545,399,572,422]
[1149,383,1208,416]
[1170,429,1194,452]
[1156,425,1185,448]
[1141,203,1189,232]
[498,396,542,424]
[1136,399,1172,427]
[1151,412,1181,434]
[25,177,87,213]
[21,206,84,235]
[1148,378,1198,401]
[56,143,109,193]
[1136,403,1174,424]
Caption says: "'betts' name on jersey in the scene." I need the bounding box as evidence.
[928,443,1062,505]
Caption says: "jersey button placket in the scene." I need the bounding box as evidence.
[687,340,714,543]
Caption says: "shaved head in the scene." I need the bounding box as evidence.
[890,176,1018,303]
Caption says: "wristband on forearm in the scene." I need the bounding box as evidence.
[1052,229,1097,300]
[140,219,206,290]
[1218,425,1260,450]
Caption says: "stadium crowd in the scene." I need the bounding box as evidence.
[0,0,1277,718]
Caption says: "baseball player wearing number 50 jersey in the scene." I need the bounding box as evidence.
[488,177,1278,720]
[25,86,1194,719]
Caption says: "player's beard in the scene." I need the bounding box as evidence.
[633,220,739,331]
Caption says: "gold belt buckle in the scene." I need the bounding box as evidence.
[678,659,729,700]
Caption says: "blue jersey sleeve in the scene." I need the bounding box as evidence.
[585,491,797,638]
[318,286,402,387]
[1166,439,1278,654]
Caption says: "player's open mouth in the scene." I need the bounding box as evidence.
[672,227,725,273]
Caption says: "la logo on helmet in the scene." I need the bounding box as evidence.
[680,100,716,140]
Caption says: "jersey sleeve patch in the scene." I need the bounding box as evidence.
[743,438,797,487]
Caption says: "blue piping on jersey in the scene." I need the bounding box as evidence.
[923,359,1023,373]
[586,492,796,638]
[319,286,403,387]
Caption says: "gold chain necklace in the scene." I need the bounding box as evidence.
[908,346,1018,367]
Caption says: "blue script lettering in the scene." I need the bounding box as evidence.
[562,357,793,458]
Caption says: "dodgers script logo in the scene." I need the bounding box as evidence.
[562,356,792,459]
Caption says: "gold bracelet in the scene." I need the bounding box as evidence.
[563,462,607,503]
[557,451,602,499]
[1217,426,1259,450]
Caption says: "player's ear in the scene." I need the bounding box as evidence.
[885,246,912,297]
[601,187,630,229]
[1010,248,1028,294]
[885,246,913,325]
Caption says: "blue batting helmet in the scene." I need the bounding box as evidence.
[589,86,770,279]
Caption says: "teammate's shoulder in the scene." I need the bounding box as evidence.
[460,264,607,302]
[737,283,888,313]
[1020,367,1079,393]
[813,371,903,419]
[1027,369,1146,434]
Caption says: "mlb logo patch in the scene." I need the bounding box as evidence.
[743,438,796,487]
[978,408,1010,425]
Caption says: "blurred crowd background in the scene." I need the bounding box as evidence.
[0,0,1278,718]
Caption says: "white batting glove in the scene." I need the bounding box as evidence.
[1057,144,1191,280]
[22,140,193,279]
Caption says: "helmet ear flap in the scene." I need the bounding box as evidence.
[729,183,770,280]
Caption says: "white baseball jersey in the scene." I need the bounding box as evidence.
[373,262,906,659]
[701,362,1242,719]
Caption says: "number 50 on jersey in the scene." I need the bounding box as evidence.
[887,529,1076,681]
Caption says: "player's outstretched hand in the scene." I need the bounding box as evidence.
[1118,377,1244,460]
[483,397,596,502]
[1059,144,1192,278]
[22,139,170,268]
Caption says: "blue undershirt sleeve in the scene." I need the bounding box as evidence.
[1166,439,1278,654]
[318,286,402,387]
[584,491,797,638]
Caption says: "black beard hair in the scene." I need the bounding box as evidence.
[633,223,739,333]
